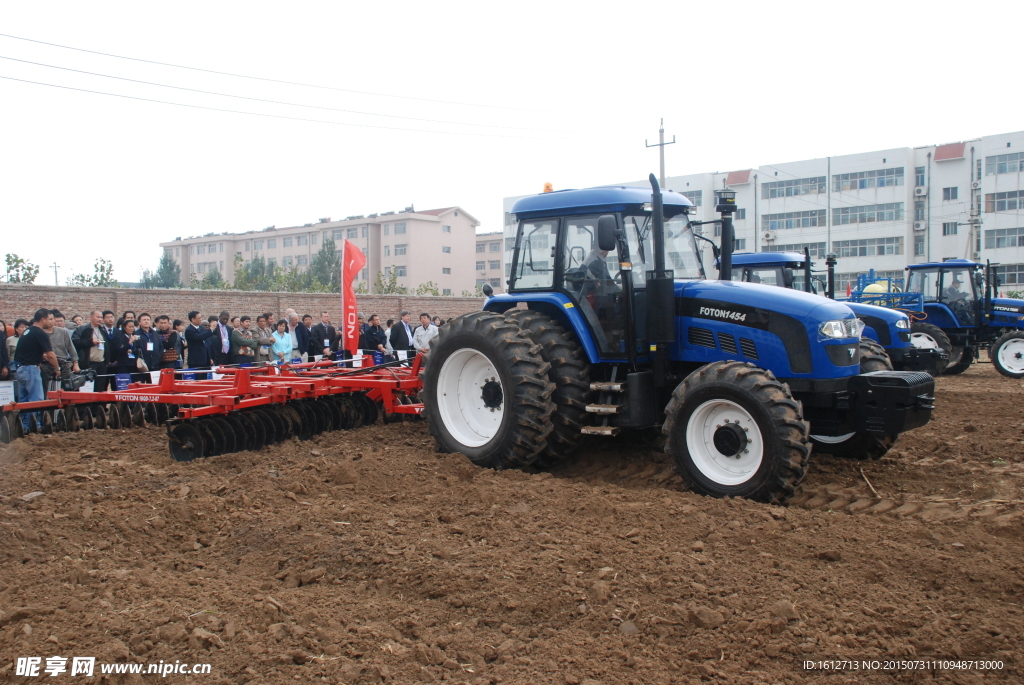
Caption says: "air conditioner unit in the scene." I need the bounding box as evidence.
[762,231,775,242]
[913,221,926,231]
[972,181,980,189]
[973,251,981,260]
[914,187,927,196]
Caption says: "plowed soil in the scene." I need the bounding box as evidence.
[1,365,1022,684]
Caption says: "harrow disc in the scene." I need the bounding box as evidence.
[356,393,378,426]
[323,397,345,430]
[305,402,325,435]
[27,413,38,434]
[130,403,146,428]
[264,407,288,442]
[280,405,302,440]
[209,416,237,453]
[79,406,94,430]
[168,422,205,462]
[196,418,221,456]
[143,403,158,425]
[252,408,281,443]
[0,414,10,444]
[155,403,169,425]
[107,404,122,430]
[224,413,251,452]
[118,403,132,429]
[236,411,265,450]
[54,409,67,433]
[317,400,338,432]
[292,403,314,441]
[311,401,330,434]
[67,407,81,432]
[40,411,53,435]
[339,394,363,430]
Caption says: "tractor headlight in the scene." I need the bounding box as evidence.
[819,318,863,340]
[895,318,910,329]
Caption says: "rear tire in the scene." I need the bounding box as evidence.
[992,331,1024,379]
[810,338,897,461]
[422,312,555,469]
[943,345,975,375]
[909,322,951,375]
[663,361,810,504]
[504,309,590,466]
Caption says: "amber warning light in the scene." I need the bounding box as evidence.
[542,182,553,193]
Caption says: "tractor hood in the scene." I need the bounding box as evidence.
[677,279,857,328]
[991,297,1024,324]
[844,301,907,325]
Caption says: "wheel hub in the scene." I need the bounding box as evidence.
[712,421,748,458]
[480,379,503,411]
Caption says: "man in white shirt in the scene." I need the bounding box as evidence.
[413,313,439,353]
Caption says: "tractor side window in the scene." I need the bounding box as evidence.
[563,215,626,355]
[940,269,975,303]
[512,220,557,289]
[746,268,780,286]
[563,216,617,295]
[907,270,939,302]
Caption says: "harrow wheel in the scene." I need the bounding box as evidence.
[168,422,205,462]
[224,414,251,451]
[209,416,237,453]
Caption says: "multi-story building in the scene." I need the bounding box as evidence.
[161,206,480,295]
[503,130,1024,295]
[474,231,505,293]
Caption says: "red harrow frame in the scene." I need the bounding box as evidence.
[0,356,426,460]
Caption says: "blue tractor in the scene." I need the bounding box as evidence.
[420,177,935,503]
[847,260,1024,378]
[730,251,947,376]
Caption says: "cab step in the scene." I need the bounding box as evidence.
[590,381,625,393]
[581,425,620,436]
[585,404,621,415]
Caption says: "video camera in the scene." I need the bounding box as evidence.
[62,368,96,392]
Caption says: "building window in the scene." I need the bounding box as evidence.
[994,263,1024,285]
[282,256,294,266]
[762,210,827,230]
[442,267,451,274]
[253,240,263,250]
[384,224,390,235]
[915,166,925,186]
[396,266,407,277]
[489,278,501,287]
[443,288,452,295]
[196,244,206,255]
[762,176,826,199]
[361,268,368,281]
[476,261,485,270]
[735,208,746,220]
[489,260,500,270]
[733,239,747,250]
[681,190,702,206]
[832,168,904,192]
[505,237,516,251]
[361,226,368,238]
[915,201,926,221]
[395,244,407,256]
[774,242,827,258]
[942,222,958,236]
[243,241,251,251]
[384,245,391,257]
[441,246,451,253]
[297,235,308,246]
[283,237,293,247]
[267,238,277,248]
[476,278,487,285]
[942,187,958,201]
[914,235,925,256]
[297,255,308,266]
[985,190,1023,212]
[331,229,342,241]
[985,152,1024,175]
[985,227,1024,249]
[832,203,904,225]
[476,243,486,253]
[347,228,358,239]
[977,159,982,181]
[394,222,407,234]
[833,236,904,257]
[442,225,451,233]
[489,242,500,252]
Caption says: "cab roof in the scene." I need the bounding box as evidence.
[510,186,694,219]
[907,259,979,270]
[731,251,807,266]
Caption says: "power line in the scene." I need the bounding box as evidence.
[0,74,564,140]
[0,32,542,113]
[0,55,568,133]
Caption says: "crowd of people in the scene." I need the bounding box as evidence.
[0,305,447,432]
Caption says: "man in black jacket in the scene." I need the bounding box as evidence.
[184,310,218,379]
[133,313,163,375]
[387,311,416,359]
[309,311,337,360]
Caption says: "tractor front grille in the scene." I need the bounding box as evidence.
[739,338,758,360]
[718,334,738,355]
[688,327,716,349]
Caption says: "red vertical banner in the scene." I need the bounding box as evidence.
[341,239,367,356]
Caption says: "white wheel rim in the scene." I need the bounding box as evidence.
[685,399,764,486]
[997,339,1024,374]
[910,332,939,350]
[436,348,504,448]
[810,432,856,444]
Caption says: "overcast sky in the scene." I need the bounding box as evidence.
[2,1,1021,284]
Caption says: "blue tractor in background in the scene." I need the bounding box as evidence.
[421,177,936,503]
[847,259,1024,379]
[730,251,948,376]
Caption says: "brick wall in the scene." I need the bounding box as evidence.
[0,284,485,324]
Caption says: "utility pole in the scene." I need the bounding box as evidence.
[645,119,676,189]
[51,262,59,286]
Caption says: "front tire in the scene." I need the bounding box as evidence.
[943,345,975,375]
[663,361,810,504]
[422,312,556,469]
[992,331,1024,379]
[810,338,897,461]
[909,322,951,375]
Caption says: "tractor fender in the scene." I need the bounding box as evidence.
[483,293,606,364]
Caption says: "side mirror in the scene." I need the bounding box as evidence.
[974,272,984,288]
[597,215,619,252]
[782,268,795,288]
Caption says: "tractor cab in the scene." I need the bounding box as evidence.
[904,259,983,329]
[731,251,815,292]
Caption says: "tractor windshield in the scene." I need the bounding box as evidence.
[623,213,705,283]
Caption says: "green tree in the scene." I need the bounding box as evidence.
[67,258,118,287]
[140,252,182,288]
[282,265,311,293]
[462,284,485,297]
[414,281,440,296]
[233,254,282,291]
[373,266,406,294]
[200,266,227,290]
[4,253,40,283]
[308,237,341,293]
